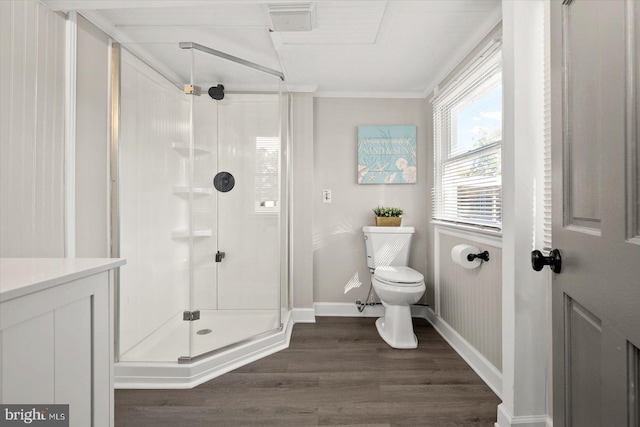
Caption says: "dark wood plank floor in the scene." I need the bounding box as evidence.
[115,317,500,426]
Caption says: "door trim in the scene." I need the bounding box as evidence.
[626,0,639,243]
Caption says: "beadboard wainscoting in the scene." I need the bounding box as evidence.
[432,224,502,396]
[0,0,67,257]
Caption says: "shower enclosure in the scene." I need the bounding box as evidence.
[112,41,289,367]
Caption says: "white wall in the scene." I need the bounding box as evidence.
[75,15,110,258]
[313,98,429,304]
[498,1,549,425]
[0,0,66,257]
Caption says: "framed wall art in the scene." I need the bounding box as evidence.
[357,125,417,184]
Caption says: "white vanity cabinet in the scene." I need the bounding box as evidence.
[0,258,125,427]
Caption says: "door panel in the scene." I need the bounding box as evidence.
[630,344,640,425]
[564,0,603,230]
[551,0,640,426]
[566,297,602,427]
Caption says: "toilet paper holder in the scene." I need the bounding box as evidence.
[467,250,490,263]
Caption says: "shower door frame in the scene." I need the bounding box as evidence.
[110,42,121,362]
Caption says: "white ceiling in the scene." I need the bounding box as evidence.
[42,0,501,96]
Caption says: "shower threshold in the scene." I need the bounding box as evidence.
[178,325,283,364]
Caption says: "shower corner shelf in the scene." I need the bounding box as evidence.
[171,142,211,157]
[172,186,213,197]
[171,229,213,239]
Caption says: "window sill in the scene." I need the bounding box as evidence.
[430,220,502,240]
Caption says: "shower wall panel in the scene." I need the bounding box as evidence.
[0,0,66,257]
[119,50,190,355]
[216,95,281,310]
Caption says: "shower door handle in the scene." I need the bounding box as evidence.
[215,251,225,262]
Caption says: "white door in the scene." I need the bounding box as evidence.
[547,0,640,425]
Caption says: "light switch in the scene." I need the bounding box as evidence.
[322,189,332,203]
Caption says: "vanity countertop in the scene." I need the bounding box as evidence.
[0,258,125,302]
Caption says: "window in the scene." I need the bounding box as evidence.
[255,136,280,213]
[433,43,503,229]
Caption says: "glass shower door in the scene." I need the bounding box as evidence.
[117,45,193,363]
[215,93,282,326]
[187,50,283,360]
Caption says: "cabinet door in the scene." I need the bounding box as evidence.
[0,272,112,427]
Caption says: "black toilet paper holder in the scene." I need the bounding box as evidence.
[467,250,490,263]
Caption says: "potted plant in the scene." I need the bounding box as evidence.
[373,206,404,226]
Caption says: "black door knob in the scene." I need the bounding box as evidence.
[531,249,562,273]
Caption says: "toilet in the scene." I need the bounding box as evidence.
[363,226,425,349]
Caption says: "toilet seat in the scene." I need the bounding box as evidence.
[374,266,424,287]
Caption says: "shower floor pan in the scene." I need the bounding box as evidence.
[119,309,281,362]
[115,309,291,389]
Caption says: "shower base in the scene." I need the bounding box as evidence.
[115,309,292,389]
[119,309,280,362]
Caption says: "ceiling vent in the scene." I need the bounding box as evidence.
[266,3,317,32]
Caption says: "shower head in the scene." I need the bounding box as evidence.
[208,84,225,100]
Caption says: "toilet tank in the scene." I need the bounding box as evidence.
[362,226,415,269]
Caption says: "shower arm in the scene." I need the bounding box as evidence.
[179,42,285,82]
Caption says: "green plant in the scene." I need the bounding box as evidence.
[372,206,404,217]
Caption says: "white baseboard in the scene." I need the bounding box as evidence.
[313,302,384,317]
[313,302,430,318]
[291,308,316,323]
[495,404,549,427]
[423,307,503,399]
[410,304,430,318]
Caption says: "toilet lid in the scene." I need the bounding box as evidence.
[374,266,424,286]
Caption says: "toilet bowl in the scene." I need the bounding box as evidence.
[372,266,425,349]
[362,226,425,349]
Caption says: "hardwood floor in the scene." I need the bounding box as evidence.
[115,317,500,426]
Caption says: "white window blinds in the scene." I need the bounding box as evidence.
[433,44,503,229]
[543,16,553,250]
